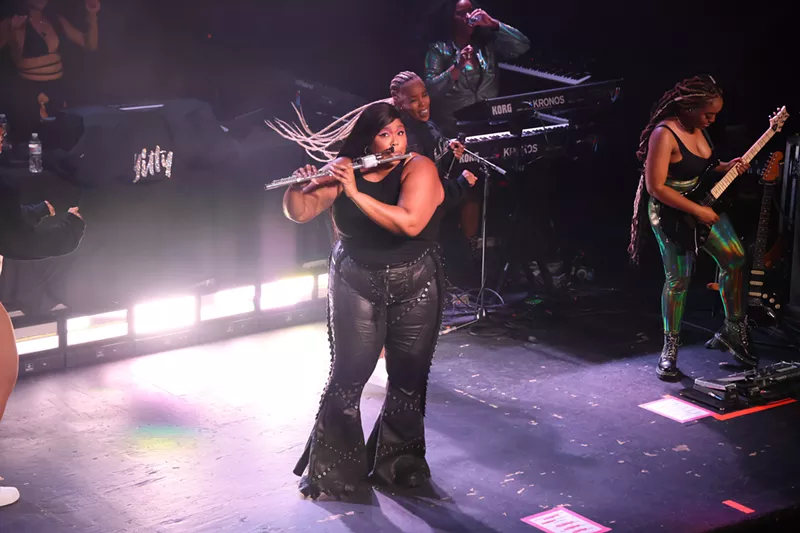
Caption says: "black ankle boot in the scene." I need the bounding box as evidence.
[657,333,680,380]
[715,318,758,368]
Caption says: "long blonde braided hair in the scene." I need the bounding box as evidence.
[265,71,422,162]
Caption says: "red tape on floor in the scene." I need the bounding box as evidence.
[722,500,755,514]
[712,398,796,421]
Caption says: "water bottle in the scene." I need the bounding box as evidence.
[29,133,42,173]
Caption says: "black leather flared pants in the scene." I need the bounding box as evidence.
[294,240,445,496]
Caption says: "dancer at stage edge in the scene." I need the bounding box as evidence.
[0,120,85,507]
[0,0,101,138]
[281,102,445,499]
[627,75,755,381]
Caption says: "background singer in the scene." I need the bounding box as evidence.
[423,0,530,138]
[423,0,529,246]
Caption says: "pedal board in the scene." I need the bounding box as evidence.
[679,381,739,412]
[681,361,800,412]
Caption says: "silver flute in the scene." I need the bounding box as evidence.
[264,153,413,191]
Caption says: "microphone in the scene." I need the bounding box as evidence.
[264,150,412,191]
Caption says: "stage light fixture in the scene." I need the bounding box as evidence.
[67,310,129,346]
[200,286,256,321]
[260,276,314,311]
[15,322,59,355]
[133,296,197,335]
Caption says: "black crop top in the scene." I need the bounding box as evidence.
[655,124,717,182]
[331,157,443,266]
[22,16,62,59]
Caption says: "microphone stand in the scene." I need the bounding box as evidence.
[442,147,507,334]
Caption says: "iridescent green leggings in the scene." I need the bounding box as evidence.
[649,200,746,334]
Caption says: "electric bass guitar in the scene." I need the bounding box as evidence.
[748,151,788,315]
[656,107,789,253]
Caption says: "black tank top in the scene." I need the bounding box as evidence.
[332,158,443,266]
[655,124,716,181]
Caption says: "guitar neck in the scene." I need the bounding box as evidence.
[752,183,775,269]
[708,127,777,202]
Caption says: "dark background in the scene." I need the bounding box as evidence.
[0,0,797,312]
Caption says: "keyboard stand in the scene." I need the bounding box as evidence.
[441,150,508,335]
[494,114,562,301]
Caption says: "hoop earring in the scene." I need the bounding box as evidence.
[364,146,371,155]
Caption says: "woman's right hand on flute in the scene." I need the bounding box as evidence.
[291,164,338,194]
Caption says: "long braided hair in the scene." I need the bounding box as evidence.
[627,75,723,263]
[265,71,422,162]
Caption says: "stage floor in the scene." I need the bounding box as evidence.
[2,300,799,533]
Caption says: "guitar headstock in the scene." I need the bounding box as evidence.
[770,106,789,132]
[761,151,784,183]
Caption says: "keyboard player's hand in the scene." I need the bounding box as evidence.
[449,140,466,160]
[467,9,499,30]
[461,170,477,187]
[457,45,474,69]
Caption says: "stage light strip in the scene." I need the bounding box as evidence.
[260,276,314,310]
[317,274,329,300]
[200,286,256,321]
[15,271,327,355]
[119,104,164,111]
[133,296,197,336]
[15,323,59,355]
[67,310,129,346]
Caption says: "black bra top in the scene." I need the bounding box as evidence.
[22,16,61,59]
[655,124,716,181]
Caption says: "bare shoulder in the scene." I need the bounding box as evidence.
[402,153,437,178]
[649,122,675,149]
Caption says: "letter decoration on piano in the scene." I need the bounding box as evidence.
[133,146,174,183]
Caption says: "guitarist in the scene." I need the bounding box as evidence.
[628,75,755,380]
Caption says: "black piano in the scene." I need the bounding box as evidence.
[454,78,623,123]
[460,122,601,165]
[498,60,592,86]
[453,78,622,165]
